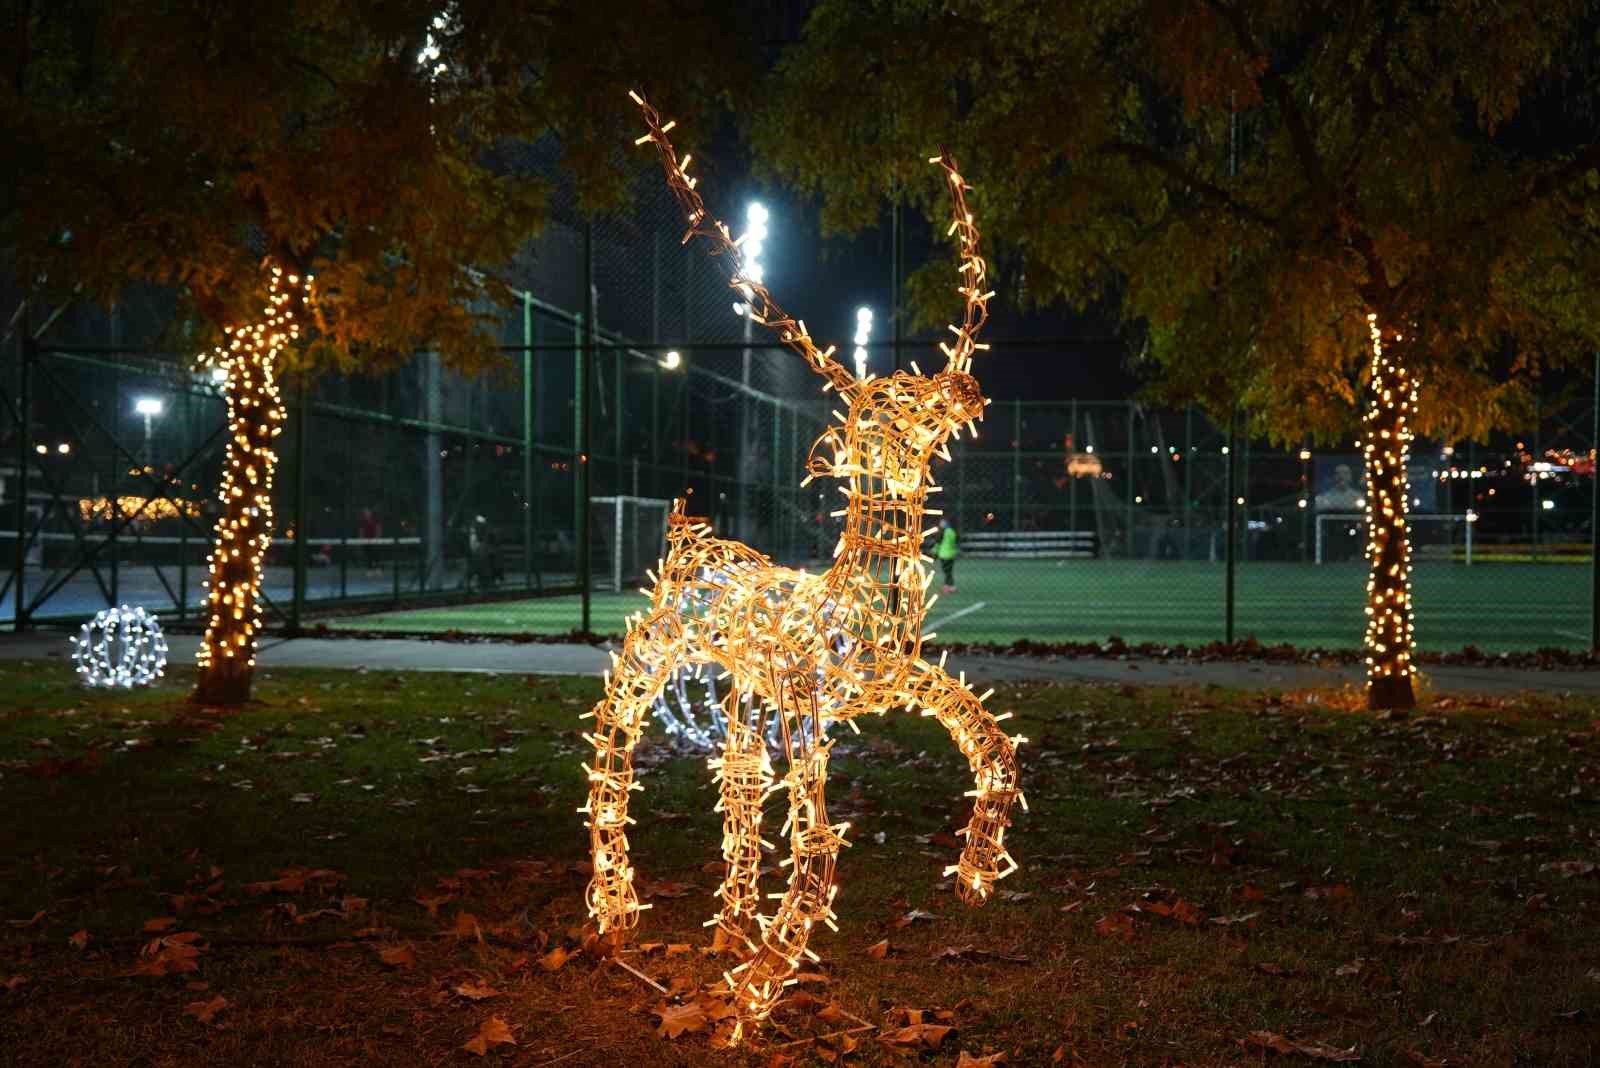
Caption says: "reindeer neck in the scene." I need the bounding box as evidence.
[826,471,932,592]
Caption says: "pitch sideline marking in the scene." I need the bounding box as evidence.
[927,600,988,632]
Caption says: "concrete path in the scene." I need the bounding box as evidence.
[2,631,1596,699]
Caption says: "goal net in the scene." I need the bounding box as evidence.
[1314,513,1476,565]
[590,496,672,592]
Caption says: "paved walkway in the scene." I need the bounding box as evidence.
[3,631,1597,697]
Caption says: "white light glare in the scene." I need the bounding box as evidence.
[134,397,164,417]
[1541,499,1556,511]
[662,350,682,370]
[852,306,873,378]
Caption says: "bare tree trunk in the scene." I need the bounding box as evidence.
[193,270,303,706]
[1362,313,1417,712]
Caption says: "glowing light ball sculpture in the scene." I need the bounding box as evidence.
[1362,314,1418,709]
[193,266,311,705]
[72,605,168,687]
[581,93,1026,1043]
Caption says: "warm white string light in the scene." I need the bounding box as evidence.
[583,94,1024,1045]
[194,266,311,703]
[1362,313,1417,708]
[852,306,873,380]
[72,605,168,688]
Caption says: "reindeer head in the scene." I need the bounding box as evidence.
[631,95,993,502]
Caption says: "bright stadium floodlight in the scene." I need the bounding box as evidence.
[853,306,873,379]
[662,350,683,370]
[134,396,164,466]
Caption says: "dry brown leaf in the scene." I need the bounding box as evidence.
[133,933,205,976]
[1240,1030,1361,1061]
[184,995,229,1025]
[3,975,27,991]
[957,1052,1008,1066]
[414,893,454,917]
[7,910,45,929]
[893,909,939,929]
[68,929,90,950]
[880,1022,955,1050]
[376,945,417,969]
[655,1000,710,1039]
[641,880,697,899]
[143,917,178,933]
[865,939,890,959]
[455,981,502,1001]
[453,912,483,940]
[1094,912,1136,941]
[540,945,573,972]
[462,1015,517,1056]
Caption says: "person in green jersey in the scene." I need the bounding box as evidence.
[936,516,959,593]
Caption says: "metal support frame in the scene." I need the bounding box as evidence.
[1224,406,1238,643]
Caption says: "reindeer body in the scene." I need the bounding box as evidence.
[581,95,1024,1041]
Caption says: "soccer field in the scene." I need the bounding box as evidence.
[328,558,1591,653]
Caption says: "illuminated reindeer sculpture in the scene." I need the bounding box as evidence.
[581,93,1026,1040]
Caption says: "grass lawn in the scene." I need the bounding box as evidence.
[327,559,1590,653]
[1,660,1597,1066]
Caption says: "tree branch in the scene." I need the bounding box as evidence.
[1099,140,1282,233]
[1202,0,1334,202]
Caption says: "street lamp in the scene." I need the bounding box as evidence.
[134,396,164,467]
[853,306,873,380]
[661,349,682,370]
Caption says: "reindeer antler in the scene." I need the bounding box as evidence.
[931,151,993,375]
[630,91,858,398]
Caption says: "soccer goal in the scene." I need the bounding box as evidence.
[590,496,673,592]
[1314,513,1475,565]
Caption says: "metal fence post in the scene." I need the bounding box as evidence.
[1591,351,1598,652]
[523,293,535,591]
[577,222,594,632]
[13,315,31,631]
[290,374,309,632]
[1010,401,1021,532]
[1224,406,1238,643]
[1125,401,1136,557]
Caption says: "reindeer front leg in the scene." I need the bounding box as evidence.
[581,608,686,938]
[903,660,1025,905]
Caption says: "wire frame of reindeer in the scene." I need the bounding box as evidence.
[579,92,1029,1044]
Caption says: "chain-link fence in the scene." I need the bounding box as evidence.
[3,149,1596,652]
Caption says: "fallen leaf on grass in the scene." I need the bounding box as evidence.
[134,932,205,976]
[1240,1030,1360,1061]
[414,893,454,917]
[539,945,572,972]
[1540,860,1596,878]
[143,917,178,933]
[929,944,1030,964]
[641,880,697,899]
[1255,962,1302,978]
[184,995,229,1025]
[893,909,939,929]
[1137,899,1204,925]
[453,912,484,941]
[1094,912,1136,941]
[654,1000,710,1039]
[1334,959,1364,977]
[462,1015,516,1056]
[376,945,417,969]
[3,975,26,991]
[68,930,90,950]
[1210,911,1261,927]
[880,1022,955,1051]
[455,981,502,1001]
[957,1052,1007,1066]
[865,939,891,959]
[7,910,45,929]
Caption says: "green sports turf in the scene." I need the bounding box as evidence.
[328,557,1591,653]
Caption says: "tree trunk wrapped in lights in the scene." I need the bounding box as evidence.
[578,95,1026,1045]
[192,267,310,706]
[1362,314,1417,711]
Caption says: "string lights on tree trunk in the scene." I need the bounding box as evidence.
[1362,313,1417,711]
[578,93,1025,1045]
[193,266,311,706]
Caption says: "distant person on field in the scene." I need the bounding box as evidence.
[936,516,959,593]
[358,506,382,572]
